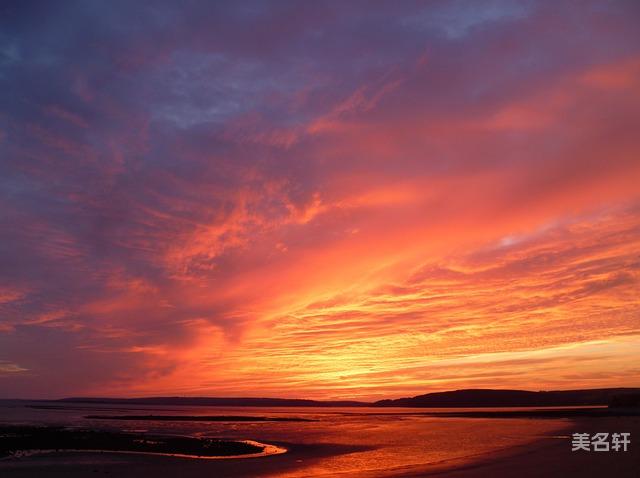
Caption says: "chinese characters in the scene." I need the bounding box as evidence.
[571,433,631,452]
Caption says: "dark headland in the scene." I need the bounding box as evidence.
[374,387,640,408]
[50,387,640,409]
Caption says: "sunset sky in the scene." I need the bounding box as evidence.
[1,0,639,400]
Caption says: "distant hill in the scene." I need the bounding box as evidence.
[374,388,640,407]
[57,396,368,407]
[55,388,640,408]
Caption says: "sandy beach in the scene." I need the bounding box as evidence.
[413,417,640,478]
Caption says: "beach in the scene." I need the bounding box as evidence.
[418,417,640,478]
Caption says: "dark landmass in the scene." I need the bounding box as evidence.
[609,392,640,408]
[0,439,368,478]
[86,414,313,422]
[57,396,366,407]
[415,407,640,419]
[374,387,640,407]
[0,426,263,459]
[51,387,640,408]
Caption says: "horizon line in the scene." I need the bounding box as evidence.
[4,385,640,403]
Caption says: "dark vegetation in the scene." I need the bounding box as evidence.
[0,426,263,459]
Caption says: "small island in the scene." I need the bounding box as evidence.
[0,426,285,460]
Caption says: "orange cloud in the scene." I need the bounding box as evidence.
[2,2,640,399]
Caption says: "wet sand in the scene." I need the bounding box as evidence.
[0,426,273,459]
[0,442,370,477]
[413,416,640,478]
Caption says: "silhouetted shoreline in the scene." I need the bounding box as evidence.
[414,407,640,419]
[23,387,639,409]
[0,426,281,460]
[85,414,314,422]
[81,408,640,422]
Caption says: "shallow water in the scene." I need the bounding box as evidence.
[0,401,571,477]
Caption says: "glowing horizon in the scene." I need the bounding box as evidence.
[1,1,639,400]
